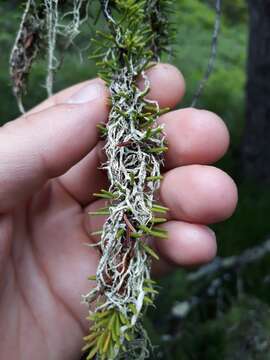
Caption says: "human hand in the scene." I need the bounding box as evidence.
[0,64,237,360]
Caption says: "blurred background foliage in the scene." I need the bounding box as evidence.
[2,0,270,359]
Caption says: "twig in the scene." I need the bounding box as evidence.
[171,238,270,319]
[191,0,222,107]
[187,237,270,282]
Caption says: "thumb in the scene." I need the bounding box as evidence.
[0,81,108,212]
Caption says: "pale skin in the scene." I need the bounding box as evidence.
[0,64,238,360]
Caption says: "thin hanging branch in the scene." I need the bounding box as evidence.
[44,0,59,97]
[191,0,222,107]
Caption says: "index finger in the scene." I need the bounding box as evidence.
[28,63,185,115]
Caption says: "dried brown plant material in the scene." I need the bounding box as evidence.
[10,0,45,113]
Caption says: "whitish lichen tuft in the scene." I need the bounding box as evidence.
[83,1,173,359]
[10,0,92,112]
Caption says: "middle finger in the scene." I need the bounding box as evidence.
[160,164,238,224]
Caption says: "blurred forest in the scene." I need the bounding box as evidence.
[1,0,270,359]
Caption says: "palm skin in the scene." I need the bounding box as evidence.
[0,64,238,360]
[1,180,97,359]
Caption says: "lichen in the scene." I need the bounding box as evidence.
[10,0,92,112]
[82,1,173,359]
[9,0,45,113]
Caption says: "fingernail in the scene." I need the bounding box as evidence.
[67,82,104,104]
[207,227,216,239]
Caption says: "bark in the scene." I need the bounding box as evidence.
[241,0,270,182]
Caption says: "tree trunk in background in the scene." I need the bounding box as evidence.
[241,0,270,182]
